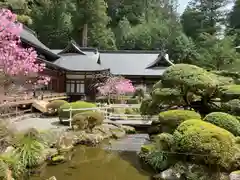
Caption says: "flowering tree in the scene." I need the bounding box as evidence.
[97,76,135,103]
[0,8,49,93]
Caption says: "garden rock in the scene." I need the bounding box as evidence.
[230,171,240,180]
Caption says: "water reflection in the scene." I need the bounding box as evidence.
[31,146,151,180]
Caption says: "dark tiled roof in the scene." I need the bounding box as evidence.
[53,53,108,71]
[58,40,87,55]
[99,52,169,76]
[20,26,60,60]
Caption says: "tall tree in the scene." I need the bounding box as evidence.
[181,0,230,39]
[71,0,116,49]
[30,0,73,48]
[227,0,240,45]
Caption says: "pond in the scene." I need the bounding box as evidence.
[31,134,152,180]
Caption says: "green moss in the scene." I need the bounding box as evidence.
[158,109,201,133]
[219,85,240,101]
[204,112,240,136]
[173,119,235,169]
[58,101,96,120]
[51,155,65,162]
[140,144,155,153]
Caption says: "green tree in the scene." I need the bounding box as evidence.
[71,0,116,49]
[30,0,73,48]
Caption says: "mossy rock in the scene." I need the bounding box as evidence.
[58,101,96,120]
[204,112,240,136]
[173,119,236,170]
[158,109,201,133]
[46,100,68,115]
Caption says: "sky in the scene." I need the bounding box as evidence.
[178,0,190,14]
[178,0,234,14]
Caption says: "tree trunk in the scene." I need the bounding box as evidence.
[82,23,88,47]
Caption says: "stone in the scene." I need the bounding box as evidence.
[43,148,58,159]
[56,134,74,153]
[152,169,181,180]
[230,171,240,180]
[4,146,15,153]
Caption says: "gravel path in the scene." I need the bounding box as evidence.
[13,117,68,131]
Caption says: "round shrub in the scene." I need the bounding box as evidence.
[82,111,104,130]
[158,110,201,133]
[46,100,67,114]
[204,112,240,136]
[173,119,236,169]
[58,101,96,120]
[222,99,240,115]
[72,113,88,130]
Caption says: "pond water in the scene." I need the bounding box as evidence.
[31,134,152,180]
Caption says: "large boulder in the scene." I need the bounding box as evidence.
[173,119,236,170]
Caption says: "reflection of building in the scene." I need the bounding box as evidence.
[20,26,173,100]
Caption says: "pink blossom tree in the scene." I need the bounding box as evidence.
[96,76,135,103]
[0,8,49,94]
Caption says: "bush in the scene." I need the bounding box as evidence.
[46,100,67,115]
[219,85,240,102]
[126,98,139,104]
[158,110,201,133]
[72,113,88,130]
[204,112,240,136]
[72,111,104,131]
[222,99,240,115]
[154,133,174,151]
[58,101,96,120]
[173,119,236,169]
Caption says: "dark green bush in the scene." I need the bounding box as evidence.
[58,101,96,120]
[158,109,201,133]
[222,99,240,115]
[204,112,240,136]
[173,119,236,170]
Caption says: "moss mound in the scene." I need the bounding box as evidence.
[222,99,240,115]
[219,85,240,101]
[173,119,235,169]
[158,110,201,133]
[58,101,96,120]
[204,112,240,136]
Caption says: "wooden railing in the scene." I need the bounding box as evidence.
[62,104,158,128]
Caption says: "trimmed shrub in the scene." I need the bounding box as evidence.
[204,112,240,136]
[72,113,88,130]
[173,119,236,169]
[158,110,201,133]
[58,101,96,120]
[72,111,104,131]
[219,85,240,102]
[82,111,104,130]
[222,99,240,115]
[46,100,67,115]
